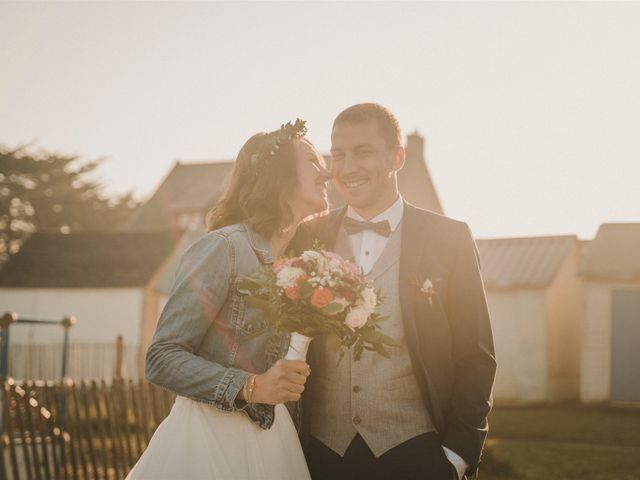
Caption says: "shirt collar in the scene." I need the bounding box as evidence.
[346,194,404,233]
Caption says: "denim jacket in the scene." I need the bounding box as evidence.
[145,223,290,429]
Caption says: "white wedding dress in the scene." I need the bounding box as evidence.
[125,396,311,480]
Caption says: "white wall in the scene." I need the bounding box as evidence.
[580,282,612,402]
[544,245,583,402]
[486,289,547,403]
[0,288,144,345]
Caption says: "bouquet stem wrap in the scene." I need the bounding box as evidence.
[284,332,313,361]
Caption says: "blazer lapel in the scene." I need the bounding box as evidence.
[398,202,443,428]
[399,202,424,356]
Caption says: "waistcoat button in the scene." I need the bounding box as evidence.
[353,416,362,425]
[352,385,361,393]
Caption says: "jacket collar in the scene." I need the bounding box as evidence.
[244,223,274,264]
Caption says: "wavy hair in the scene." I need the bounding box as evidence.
[206,132,301,239]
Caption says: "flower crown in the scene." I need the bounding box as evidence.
[249,118,307,167]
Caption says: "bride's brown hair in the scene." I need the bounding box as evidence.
[206,132,301,239]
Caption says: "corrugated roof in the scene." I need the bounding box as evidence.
[477,235,577,289]
[0,230,181,288]
[579,223,640,281]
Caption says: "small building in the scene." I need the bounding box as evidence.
[579,223,640,403]
[477,235,583,403]
[127,132,443,232]
[0,230,181,379]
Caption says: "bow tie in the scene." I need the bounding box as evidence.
[343,217,392,237]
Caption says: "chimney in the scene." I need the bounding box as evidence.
[405,131,425,164]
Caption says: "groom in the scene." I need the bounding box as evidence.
[294,103,496,480]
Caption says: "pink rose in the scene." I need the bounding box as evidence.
[342,260,361,277]
[345,307,369,330]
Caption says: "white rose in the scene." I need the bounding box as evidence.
[276,266,306,289]
[301,250,323,263]
[360,287,377,315]
[345,307,369,330]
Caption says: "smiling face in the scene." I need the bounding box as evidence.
[288,139,331,221]
[330,120,404,219]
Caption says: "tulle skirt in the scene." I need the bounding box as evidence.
[125,396,311,480]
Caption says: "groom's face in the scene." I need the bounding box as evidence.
[330,121,403,216]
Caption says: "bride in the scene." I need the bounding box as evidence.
[126,120,331,479]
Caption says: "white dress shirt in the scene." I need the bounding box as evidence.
[345,195,404,274]
[344,195,469,480]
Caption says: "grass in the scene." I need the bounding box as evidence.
[478,404,640,480]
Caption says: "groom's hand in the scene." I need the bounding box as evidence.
[251,360,310,404]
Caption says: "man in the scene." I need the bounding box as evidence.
[295,103,496,480]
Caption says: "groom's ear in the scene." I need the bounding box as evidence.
[389,145,405,173]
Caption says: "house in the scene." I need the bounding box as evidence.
[579,223,640,403]
[0,230,182,379]
[127,132,443,231]
[477,235,583,403]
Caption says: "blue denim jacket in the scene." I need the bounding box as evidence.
[145,223,289,429]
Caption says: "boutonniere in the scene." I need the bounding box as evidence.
[411,276,437,305]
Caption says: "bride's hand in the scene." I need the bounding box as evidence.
[250,359,310,404]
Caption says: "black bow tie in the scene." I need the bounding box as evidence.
[343,217,392,237]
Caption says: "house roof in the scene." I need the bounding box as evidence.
[128,133,443,231]
[128,161,234,230]
[579,223,640,282]
[0,230,181,288]
[477,235,578,289]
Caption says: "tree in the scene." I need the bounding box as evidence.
[0,144,139,263]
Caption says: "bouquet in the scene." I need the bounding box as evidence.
[239,246,399,362]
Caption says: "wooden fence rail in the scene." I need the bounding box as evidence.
[0,377,175,480]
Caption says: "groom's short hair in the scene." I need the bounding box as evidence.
[333,103,402,149]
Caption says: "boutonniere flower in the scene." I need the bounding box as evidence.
[419,278,435,305]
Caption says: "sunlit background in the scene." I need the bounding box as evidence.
[2,1,639,239]
[1,3,640,479]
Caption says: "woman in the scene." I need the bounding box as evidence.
[126,119,331,479]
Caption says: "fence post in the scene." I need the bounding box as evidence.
[61,316,76,379]
[115,335,124,379]
[0,311,17,380]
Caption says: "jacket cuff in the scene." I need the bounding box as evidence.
[214,367,250,411]
[213,367,276,429]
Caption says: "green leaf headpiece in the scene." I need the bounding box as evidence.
[249,118,307,167]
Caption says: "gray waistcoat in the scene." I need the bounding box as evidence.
[309,223,435,457]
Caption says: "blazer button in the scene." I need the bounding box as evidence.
[353,416,362,425]
[352,385,361,393]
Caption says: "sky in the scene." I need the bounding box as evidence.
[1,1,639,240]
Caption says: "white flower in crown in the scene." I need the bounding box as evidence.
[420,278,435,305]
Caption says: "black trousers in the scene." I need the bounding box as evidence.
[305,433,456,480]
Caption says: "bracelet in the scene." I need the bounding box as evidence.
[245,374,257,404]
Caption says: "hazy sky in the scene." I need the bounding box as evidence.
[2,1,639,239]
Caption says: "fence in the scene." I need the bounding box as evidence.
[0,377,175,479]
[4,343,140,381]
